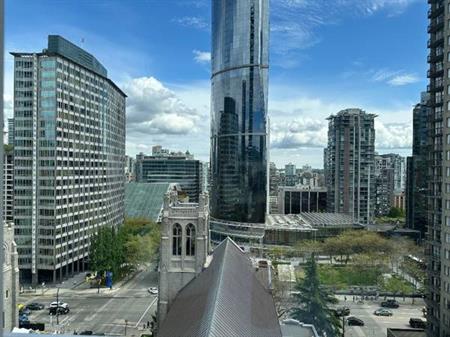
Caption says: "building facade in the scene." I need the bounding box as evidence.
[12,35,126,284]
[157,190,209,325]
[135,150,202,202]
[406,93,430,236]
[375,153,406,216]
[325,109,376,225]
[278,186,327,214]
[3,223,19,332]
[3,145,14,222]
[7,118,14,145]
[210,0,269,224]
[426,1,448,336]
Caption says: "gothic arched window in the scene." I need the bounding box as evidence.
[172,224,182,256]
[186,223,196,256]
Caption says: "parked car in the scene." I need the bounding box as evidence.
[347,317,364,326]
[381,299,400,308]
[148,287,158,295]
[26,302,45,311]
[334,307,351,317]
[409,318,426,329]
[50,301,69,309]
[19,307,31,316]
[374,308,393,316]
[78,331,93,335]
[49,306,70,315]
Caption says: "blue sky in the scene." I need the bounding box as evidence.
[5,0,428,167]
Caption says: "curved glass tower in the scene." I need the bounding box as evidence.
[210,0,269,224]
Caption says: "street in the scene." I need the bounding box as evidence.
[18,267,158,336]
[335,296,426,337]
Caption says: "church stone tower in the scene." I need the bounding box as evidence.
[157,190,209,325]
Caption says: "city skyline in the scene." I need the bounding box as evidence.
[4,0,426,168]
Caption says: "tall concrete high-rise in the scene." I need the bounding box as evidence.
[12,35,126,284]
[406,92,429,236]
[325,109,376,225]
[425,1,448,336]
[209,0,269,248]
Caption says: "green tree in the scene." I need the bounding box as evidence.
[388,207,404,218]
[291,254,341,337]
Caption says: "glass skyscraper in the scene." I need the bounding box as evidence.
[210,0,269,229]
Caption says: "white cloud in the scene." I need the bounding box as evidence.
[370,68,421,86]
[193,50,211,64]
[123,76,204,136]
[387,74,420,86]
[173,16,209,30]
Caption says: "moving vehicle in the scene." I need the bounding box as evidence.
[347,317,364,326]
[409,318,426,329]
[148,287,158,295]
[26,303,45,311]
[381,299,400,308]
[374,308,393,316]
[78,331,93,335]
[49,306,70,315]
[50,301,69,309]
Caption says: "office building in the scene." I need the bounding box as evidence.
[3,223,19,332]
[8,118,14,145]
[209,0,269,248]
[3,145,13,222]
[135,149,202,202]
[325,109,376,225]
[285,163,297,186]
[425,1,448,335]
[12,35,126,284]
[278,186,327,214]
[406,93,430,236]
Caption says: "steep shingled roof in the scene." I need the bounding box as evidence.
[158,238,282,337]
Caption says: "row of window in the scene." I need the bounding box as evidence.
[172,223,196,256]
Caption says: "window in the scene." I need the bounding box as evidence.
[172,224,182,256]
[186,224,196,256]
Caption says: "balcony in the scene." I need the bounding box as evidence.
[428,66,444,78]
[428,52,444,63]
[428,16,445,33]
[428,4,445,19]
[428,36,444,48]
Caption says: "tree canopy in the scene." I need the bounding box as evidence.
[291,254,341,337]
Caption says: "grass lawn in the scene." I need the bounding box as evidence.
[317,264,385,289]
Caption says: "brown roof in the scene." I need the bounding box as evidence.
[158,238,282,337]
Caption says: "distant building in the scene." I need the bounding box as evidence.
[393,191,406,211]
[135,150,202,202]
[269,162,281,196]
[278,186,327,214]
[375,153,406,216]
[7,118,14,145]
[125,155,136,182]
[325,109,376,225]
[12,35,126,284]
[406,93,429,236]
[3,223,19,332]
[3,145,13,222]
[285,163,297,186]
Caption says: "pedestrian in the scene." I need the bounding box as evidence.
[147,321,150,329]
[344,296,347,302]
[352,296,355,302]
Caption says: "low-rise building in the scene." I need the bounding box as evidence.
[278,186,327,214]
[386,328,425,337]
